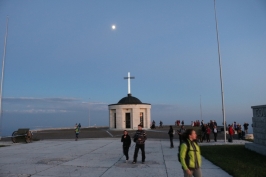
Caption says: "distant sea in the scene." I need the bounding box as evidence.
[0,112,108,138]
[0,112,253,138]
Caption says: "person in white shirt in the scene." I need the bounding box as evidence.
[213,125,218,142]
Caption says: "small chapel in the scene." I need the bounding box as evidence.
[108,72,151,130]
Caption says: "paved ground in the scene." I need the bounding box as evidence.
[0,127,251,177]
[0,138,249,177]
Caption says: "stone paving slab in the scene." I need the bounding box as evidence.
[0,139,236,177]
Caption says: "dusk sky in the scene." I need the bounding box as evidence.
[0,0,265,136]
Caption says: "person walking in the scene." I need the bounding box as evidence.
[180,129,202,177]
[132,124,147,164]
[213,125,218,142]
[168,126,174,148]
[121,130,131,163]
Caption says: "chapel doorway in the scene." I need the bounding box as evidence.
[114,113,116,128]
[125,113,131,128]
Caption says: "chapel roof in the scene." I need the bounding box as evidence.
[117,94,142,104]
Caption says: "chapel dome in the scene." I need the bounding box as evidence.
[118,94,142,104]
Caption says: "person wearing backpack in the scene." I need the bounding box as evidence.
[75,126,79,141]
[180,129,202,177]
[168,126,174,148]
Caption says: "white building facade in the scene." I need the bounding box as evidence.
[108,94,151,130]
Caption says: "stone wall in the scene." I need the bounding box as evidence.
[245,105,266,156]
[252,105,266,146]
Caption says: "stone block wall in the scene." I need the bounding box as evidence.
[252,105,266,146]
[245,104,266,156]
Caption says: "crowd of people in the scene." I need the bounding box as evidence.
[122,124,202,176]
[174,120,249,143]
[175,120,184,126]
[200,121,218,142]
[150,119,249,143]
[227,122,249,142]
[73,120,249,177]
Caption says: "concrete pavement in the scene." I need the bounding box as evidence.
[0,138,249,177]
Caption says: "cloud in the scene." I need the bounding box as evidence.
[4,109,68,113]
[1,97,253,128]
[2,97,108,114]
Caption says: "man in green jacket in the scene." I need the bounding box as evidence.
[180,129,202,177]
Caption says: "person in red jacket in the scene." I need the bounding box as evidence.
[228,124,234,142]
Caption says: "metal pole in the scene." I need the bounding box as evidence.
[214,0,226,142]
[200,95,202,120]
[88,98,90,128]
[0,16,9,139]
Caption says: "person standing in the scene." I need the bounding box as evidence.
[201,124,206,142]
[181,120,184,126]
[160,121,163,128]
[180,129,202,177]
[151,120,156,129]
[206,126,211,142]
[201,120,204,126]
[132,124,147,164]
[243,122,249,134]
[213,120,217,127]
[178,125,186,144]
[237,124,242,140]
[228,124,234,142]
[213,125,218,142]
[168,126,174,148]
[233,122,237,130]
[121,130,131,163]
[75,126,79,141]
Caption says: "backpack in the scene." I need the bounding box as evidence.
[177,140,190,162]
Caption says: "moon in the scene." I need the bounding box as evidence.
[112,25,116,30]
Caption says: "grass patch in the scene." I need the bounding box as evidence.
[201,145,266,177]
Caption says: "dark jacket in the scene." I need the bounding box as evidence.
[168,129,174,137]
[133,130,147,144]
[121,134,131,147]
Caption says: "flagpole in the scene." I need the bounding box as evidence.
[0,16,9,139]
[200,95,202,120]
[214,0,226,142]
[88,98,90,128]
